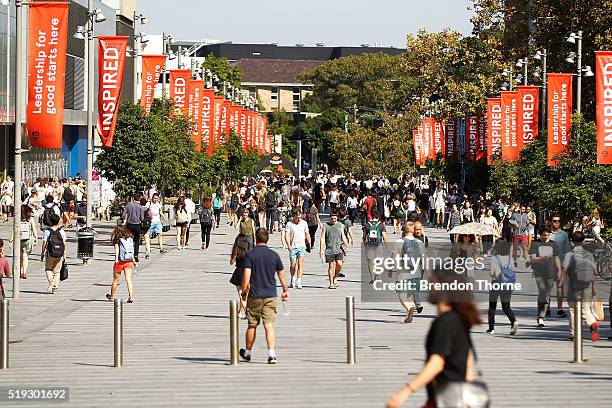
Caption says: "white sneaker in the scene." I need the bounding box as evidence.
[537,318,545,328]
[290,279,295,288]
[511,321,519,335]
[297,281,303,289]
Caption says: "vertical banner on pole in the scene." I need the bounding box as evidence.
[433,120,445,161]
[220,100,229,144]
[246,111,253,150]
[189,80,202,150]
[422,119,434,160]
[27,1,69,149]
[97,36,128,148]
[477,114,487,161]
[413,129,422,166]
[212,96,223,149]
[259,115,266,154]
[501,91,519,161]
[169,70,191,118]
[595,51,612,164]
[466,116,478,161]
[487,98,502,165]
[140,55,165,115]
[239,109,247,151]
[547,73,573,166]
[517,85,540,147]
[445,119,456,161]
[201,88,214,155]
[229,104,239,134]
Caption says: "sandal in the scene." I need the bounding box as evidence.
[106,293,113,301]
[127,299,134,304]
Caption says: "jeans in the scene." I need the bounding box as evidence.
[535,275,555,318]
[348,208,358,225]
[488,290,515,330]
[126,223,141,257]
[266,208,277,230]
[213,208,222,225]
[246,235,254,250]
[308,224,318,247]
[201,223,212,248]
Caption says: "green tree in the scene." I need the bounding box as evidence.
[201,54,243,89]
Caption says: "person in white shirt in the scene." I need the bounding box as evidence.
[282,208,311,289]
[184,194,196,246]
[144,193,167,256]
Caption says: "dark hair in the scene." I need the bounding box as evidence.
[139,197,147,206]
[292,208,302,217]
[49,213,60,226]
[338,207,347,218]
[21,204,32,222]
[231,234,249,262]
[46,194,54,204]
[256,227,269,243]
[428,270,481,330]
[330,211,339,218]
[370,209,379,219]
[202,197,212,209]
[111,225,133,244]
[133,193,141,201]
[571,231,586,243]
[550,212,561,221]
[174,196,186,212]
[539,227,551,235]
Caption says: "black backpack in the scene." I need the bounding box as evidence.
[46,228,65,258]
[42,205,56,227]
[199,208,213,225]
[141,208,152,231]
[266,192,277,209]
[63,187,74,202]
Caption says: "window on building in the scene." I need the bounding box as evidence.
[292,87,300,112]
[249,87,257,99]
[271,87,278,101]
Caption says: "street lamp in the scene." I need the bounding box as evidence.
[566,30,588,114]
[132,11,147,103]
[516,58,528,85]
[533,49,548,127]
[74,0,105,235]
[162,33,175,97]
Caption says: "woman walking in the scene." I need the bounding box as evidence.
[106,224,135,303]
[1,176,14,222]
[487,241,518,335]
[174,196,189,250]
[481,208,499,254]
[212,187,224,228]
[306,203,321,247]
[386,271,483,408]
[446,204,462,243]
[229,234,249,318]
[239,209,257,249]
[199,197,215,251]
[11,205,38,279]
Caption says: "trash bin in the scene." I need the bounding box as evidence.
[77,227,95,262]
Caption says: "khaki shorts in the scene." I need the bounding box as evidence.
[246,297,277,327]
[45,256,63,273]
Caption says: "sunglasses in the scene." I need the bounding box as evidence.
[552,219,561,223]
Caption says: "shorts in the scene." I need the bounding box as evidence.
[149,221,163,236]
[60,202,69,213]
[436,205,445,214]
[527,226,535,235]
[325,252,344,264]
[289,246,306,260]
[114,260,134,274]
[20,238,34,254]
[512,234,528,245]
[246,297,277,327]
[45,256,63,273]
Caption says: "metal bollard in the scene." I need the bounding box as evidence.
[1,299,8,369]
[346,296,356,364]
[572,301,584,363]
[114,299,123,368]
[230,300,239,365]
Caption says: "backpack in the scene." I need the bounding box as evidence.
[119,237,135,261]
[199,208,213,225]
[141,208,152,231]
[20,221,31,240]
[46,228,65,258]
[176,208,189,224]
[265,191,277,209]
[307,211,318,225]
[63,187,74,202]
[494,255,516,284]
[568,246,595,290]
[366,221,382,245]
[42,205,57,227]
[213,196,222,209]
[230,193,239,208]
[401,237,421,274]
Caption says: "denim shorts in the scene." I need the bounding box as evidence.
[289,246,306,260]
[150,221,163,235]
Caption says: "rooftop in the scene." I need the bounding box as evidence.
[236,59,326,85]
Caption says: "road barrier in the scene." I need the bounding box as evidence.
[114,299,123,368]
[346,296,355,364]
[230,300,239,365]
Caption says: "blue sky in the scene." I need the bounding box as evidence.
[138,0,474,47]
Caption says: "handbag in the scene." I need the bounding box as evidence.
[60,261,68,281]
[434,339,490,408]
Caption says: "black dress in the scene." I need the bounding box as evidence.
[229,257,245,287]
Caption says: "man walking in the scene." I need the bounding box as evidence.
[529,227,561,327]
[283,209,311,289]
[363,209,388,284]
[321,212,349,289]
[240,228,289,364]
[122,193,144,263]
[549,213,571,318]
[145,193,167,256]
[509,204,529,267]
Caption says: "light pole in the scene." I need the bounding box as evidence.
[566,31,594,114]
[533,49,548,128]
[162,33,175,98]
[4,0,27,298]
[516,58,528,85]
[501,67,514,90]
[132,11,147,104]
[74,2,106,232]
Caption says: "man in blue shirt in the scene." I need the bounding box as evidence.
[549,212,571,318]
[240,228,289,364]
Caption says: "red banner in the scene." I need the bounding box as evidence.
[596,51,612,164]
[258,114,266,154]
[465,116,478,161]
[96,36,128,148]
[433,120,445,160]
[200,88,214,155]
[445,119,456,161]
[487,98,502,165]
[517,85,539,148]
[229,104,240,134]
[140,55,165,115]
[239,109,248,151]
[262,115,268,153]
[26,1,69,148]
[212,96,223,148]
[246,111,253,150]
[189,80,202,150]
[501,91,519,161]
[477,114,487,161]
[421,119,434,160]
[413,129,422,165]
[547,73,573,166]
[170,70,190,118]
[221,100,230,143]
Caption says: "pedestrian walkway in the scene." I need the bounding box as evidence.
[0,220,610,407]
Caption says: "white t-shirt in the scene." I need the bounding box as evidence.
[43,227,67,242]
[347,196,358,209]
[185,199,196,217]
[329,190,339,204]
[147,202,163,223]
[285,219,309,249]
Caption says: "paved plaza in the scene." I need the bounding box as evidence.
[0,218,610,407]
